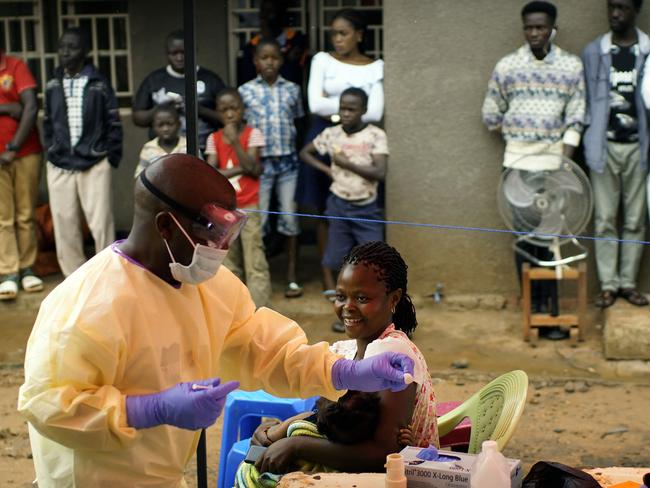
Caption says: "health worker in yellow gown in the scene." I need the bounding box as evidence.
[17,154,414,487]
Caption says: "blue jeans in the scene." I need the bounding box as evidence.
[259,154,300,237]
[322,194,384,269]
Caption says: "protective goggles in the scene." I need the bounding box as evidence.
[140,171,248,249]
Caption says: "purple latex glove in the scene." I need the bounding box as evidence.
[331,352,415,392]
[416,445,460,462]
[126,377,239,430]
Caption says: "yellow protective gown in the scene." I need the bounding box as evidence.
[18,247,343,487]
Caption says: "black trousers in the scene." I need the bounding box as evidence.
[514,240,559,314]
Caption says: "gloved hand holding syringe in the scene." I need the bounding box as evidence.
[126,352,414,431]
[126,378,240,431]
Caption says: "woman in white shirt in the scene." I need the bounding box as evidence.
[297,9,384,314]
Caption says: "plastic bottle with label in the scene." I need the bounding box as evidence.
[470,440,510,488]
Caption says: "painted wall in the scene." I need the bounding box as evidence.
[384,0,650,296]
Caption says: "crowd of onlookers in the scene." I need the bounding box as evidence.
[481,0,650,342]
[2,0,650,335]
[0,2,387,336]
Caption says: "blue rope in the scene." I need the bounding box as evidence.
[242,208,650,246]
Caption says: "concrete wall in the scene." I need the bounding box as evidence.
[384,0,650,295]
[112,0,229,231]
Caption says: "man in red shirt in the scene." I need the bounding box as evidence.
[0,48,43,300]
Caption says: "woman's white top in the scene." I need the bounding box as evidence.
[308,51,384,123]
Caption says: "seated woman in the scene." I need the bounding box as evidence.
[251,241,438,475]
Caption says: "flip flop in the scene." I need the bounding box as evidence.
[284,282,303,298]
[20,268,44,293]
[0,276,19,301]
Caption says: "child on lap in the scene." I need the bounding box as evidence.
[237,391,413,487]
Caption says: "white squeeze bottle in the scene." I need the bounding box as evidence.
[470,440,510,488]
[385,453,407,488]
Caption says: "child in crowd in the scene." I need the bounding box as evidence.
[133,103,186,178]
[300,88,388,331]
[236,391,413,487]
[205,88,272,308]
[239,38,305,299]
[246,241,438,478]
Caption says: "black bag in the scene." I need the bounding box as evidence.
[523,461,601,488]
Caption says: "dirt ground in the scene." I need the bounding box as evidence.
[2,254,650,486]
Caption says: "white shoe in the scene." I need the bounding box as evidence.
[0,277,19,300]
[21,271,44,292]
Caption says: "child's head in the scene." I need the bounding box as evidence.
[216,88,244,126]
[335,241,418,338]
[339,87,368,131]
[254,38,283,83]
[315,391,380,444]
[152,103,181,144]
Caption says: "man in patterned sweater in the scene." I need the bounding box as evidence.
[482,1,585,337]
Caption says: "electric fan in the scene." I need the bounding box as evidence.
[498,154,593,267]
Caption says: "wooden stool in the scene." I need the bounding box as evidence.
[522,262,587,344]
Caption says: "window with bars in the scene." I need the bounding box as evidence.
[0,0,133,106]
[226,0,383,86]
[227,0,306,86]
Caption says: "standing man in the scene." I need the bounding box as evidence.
[18,154,414,487]
[132,30,226,154]
[44,27,123,277]
[583,0,649,308]
[482,1,585,334]
[0,47,43,299]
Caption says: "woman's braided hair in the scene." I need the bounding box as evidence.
[342,241,417,337]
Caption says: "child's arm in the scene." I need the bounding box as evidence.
[255,384,417,474]
[251,411,314,447]
[299,142,332,179]
[333,151,387,182]
[224,124,262,178]
[213,155,245,179]
[235,144,262,178]
[205,153,219,170]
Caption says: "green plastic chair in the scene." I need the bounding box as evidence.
[437,370,528,454]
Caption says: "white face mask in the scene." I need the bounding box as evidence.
[163,213,228,285]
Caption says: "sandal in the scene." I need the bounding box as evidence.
[20,268,44,293]
[595,290,617,309]
[618,288,649,306]
[0,274,19,301]
[322,289,337,303]
[284,282,303,298]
